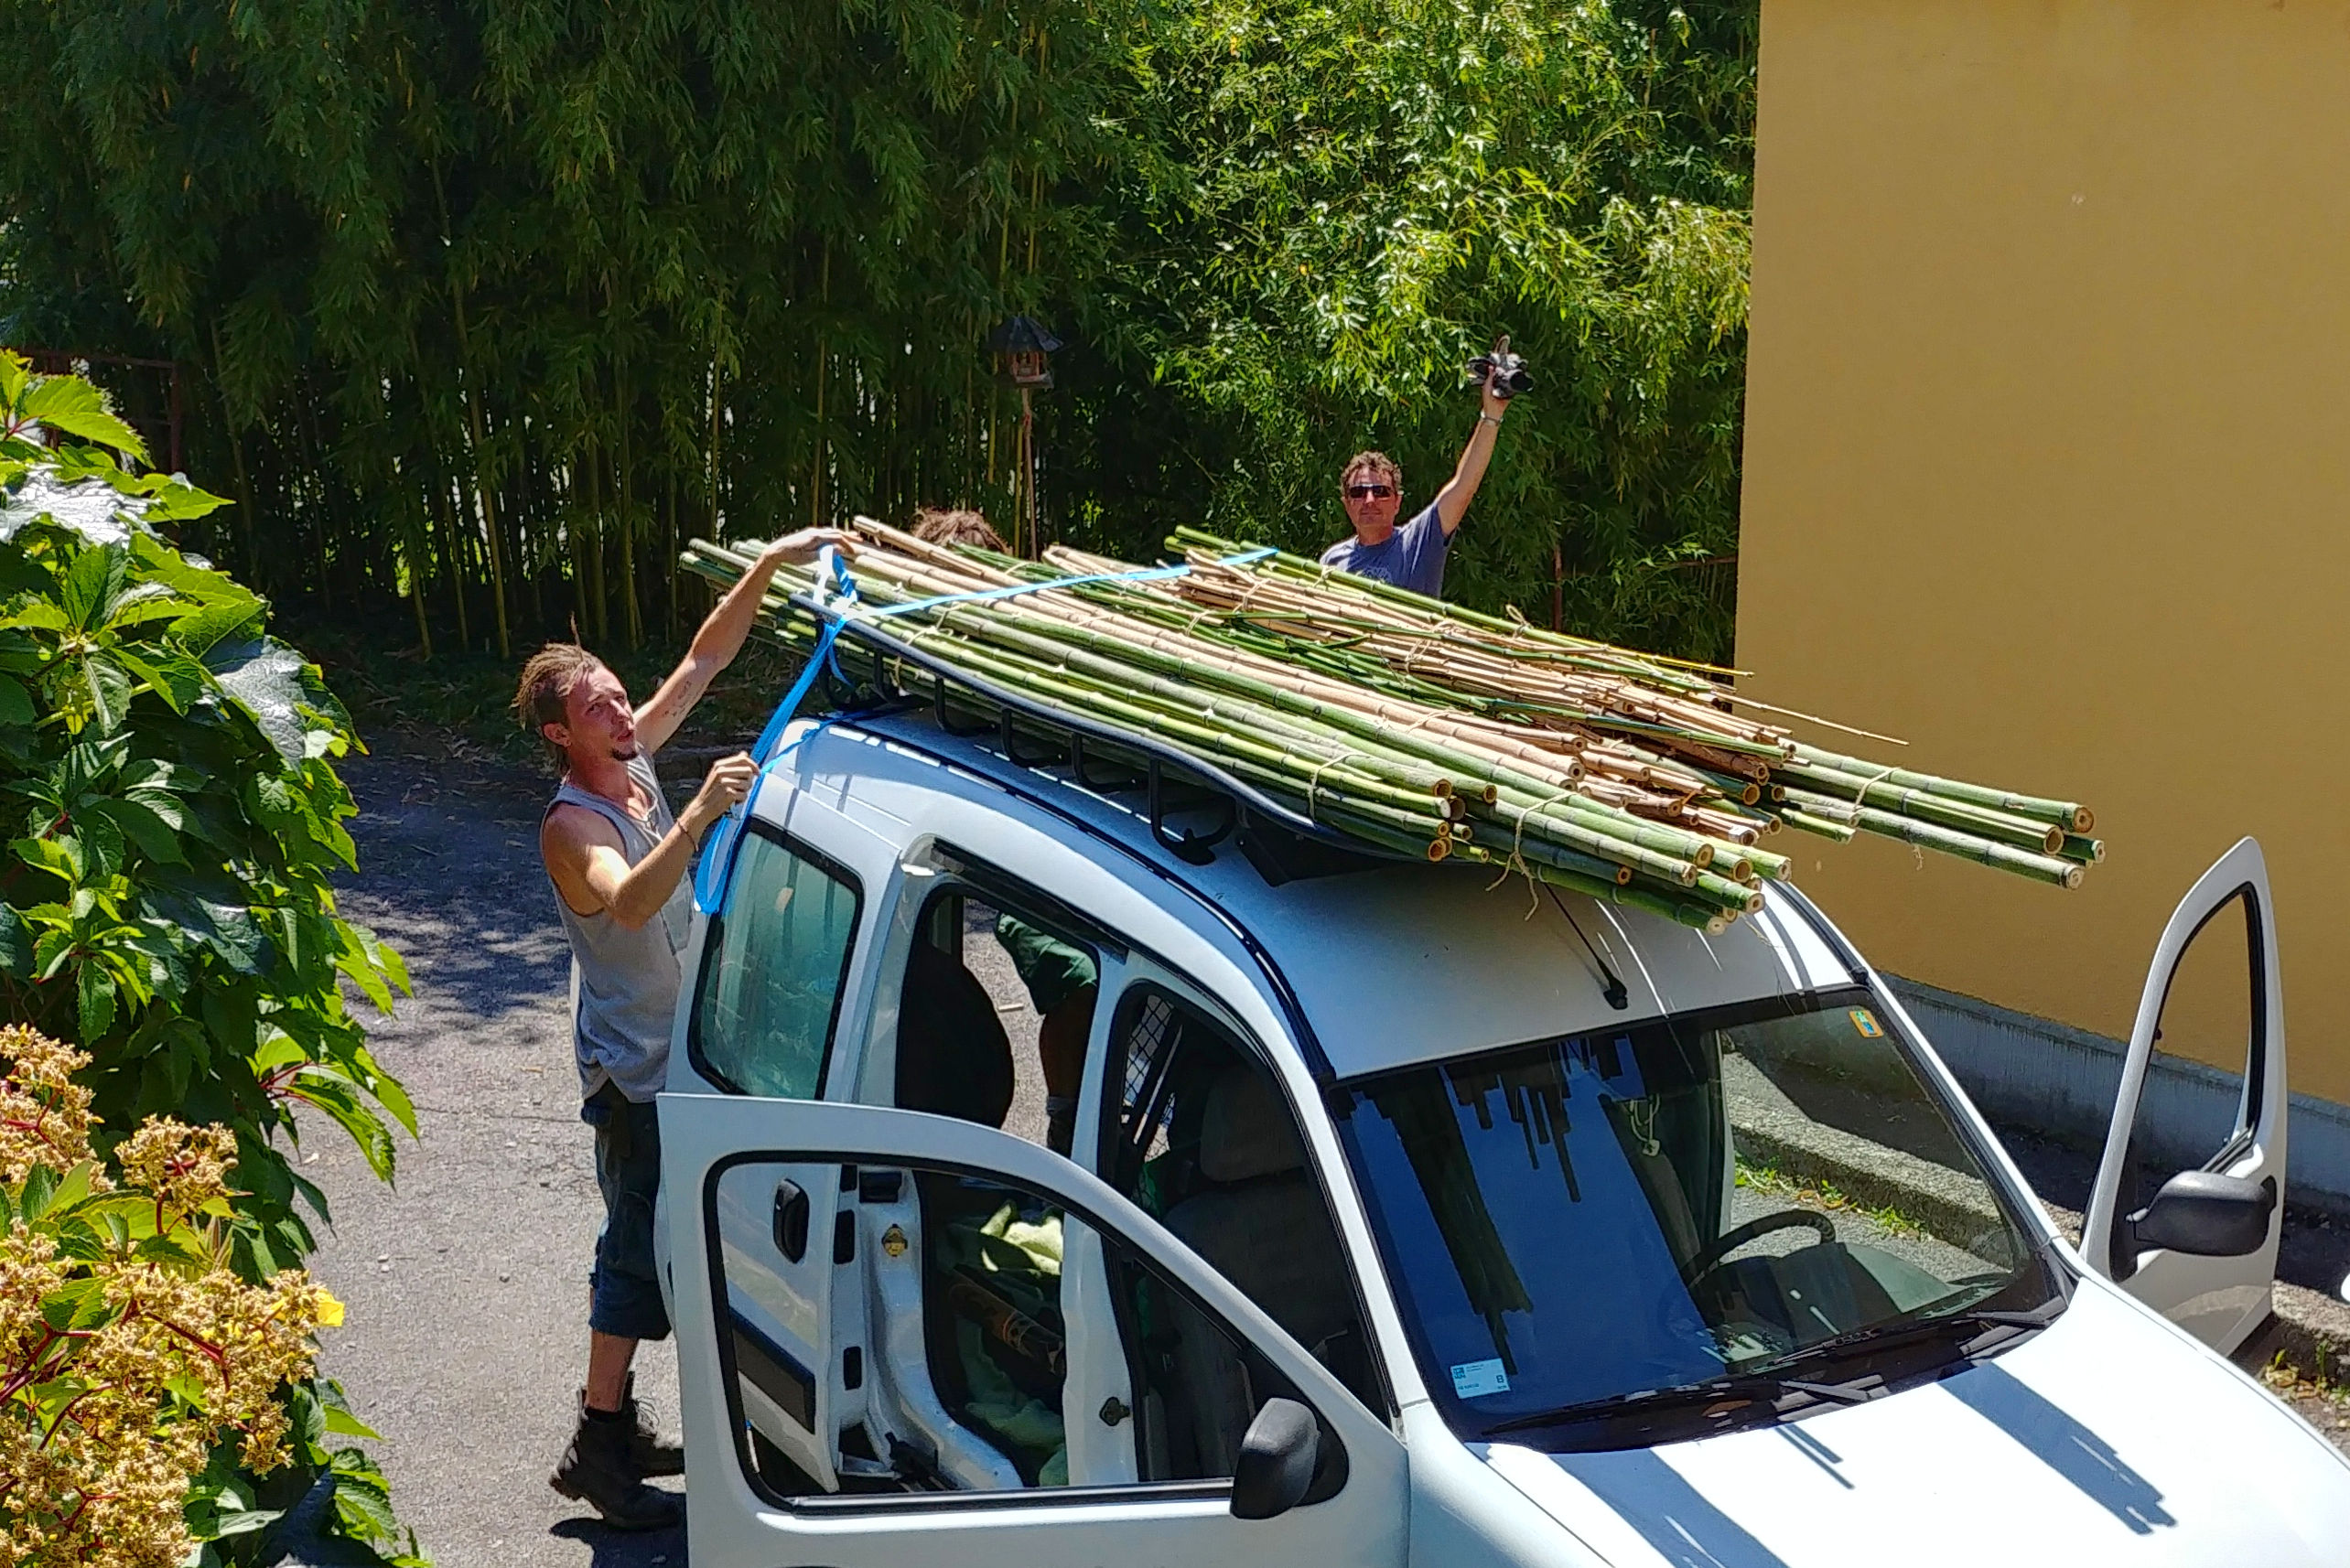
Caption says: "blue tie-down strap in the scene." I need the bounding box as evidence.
[689,544,1277,913]
[691,553,859,914]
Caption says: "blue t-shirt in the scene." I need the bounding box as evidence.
[1321,501,1450,596]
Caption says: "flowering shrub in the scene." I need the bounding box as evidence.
[0,1025,340,1568]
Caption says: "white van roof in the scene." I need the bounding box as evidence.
[782,713,1861,1081]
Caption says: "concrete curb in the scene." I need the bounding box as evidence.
[1889,976,2350,1218]
[2240,1284,2350,1389]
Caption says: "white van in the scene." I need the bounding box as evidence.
[653,702,2350,1566]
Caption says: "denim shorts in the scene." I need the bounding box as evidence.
[583,1089,672,1342]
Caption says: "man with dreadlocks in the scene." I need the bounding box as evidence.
[515,525,853,1530]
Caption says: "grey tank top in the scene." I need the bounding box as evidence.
[546,755,695,1103]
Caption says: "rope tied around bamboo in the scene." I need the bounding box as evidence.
[678,522,2101,929]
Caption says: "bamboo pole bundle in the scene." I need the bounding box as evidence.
[1136,532,2101,893]
[678,520,2101,928]
[681,540,1759,921]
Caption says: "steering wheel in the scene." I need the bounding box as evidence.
[1680,1209,1838,1287]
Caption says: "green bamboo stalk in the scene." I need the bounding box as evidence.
[1790,746,2092,832]
[1830,801,2085,887]
[1448,843,1733,933]
[2058,833,2107,865]
[1777,780,2064,856]
[1780,810,1859,843]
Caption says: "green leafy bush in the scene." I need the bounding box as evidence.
[0,353,421,1561]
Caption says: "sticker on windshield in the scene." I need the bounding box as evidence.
[1450,1359,1511,1399]
[1849,1008,1884,1038]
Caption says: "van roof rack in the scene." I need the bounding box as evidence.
[797,594,1407,885]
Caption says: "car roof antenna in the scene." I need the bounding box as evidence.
[1546,883,1630,1010]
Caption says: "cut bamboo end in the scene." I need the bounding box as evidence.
[1426,839,1450,863]
[2073,808,2095,832]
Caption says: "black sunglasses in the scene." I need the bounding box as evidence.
[1344,483,1395,500]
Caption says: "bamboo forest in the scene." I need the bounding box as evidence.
[0,0,1756,662]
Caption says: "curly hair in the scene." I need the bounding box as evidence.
[911,507,1009,552]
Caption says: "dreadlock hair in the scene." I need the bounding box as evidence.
[513,643,603,769]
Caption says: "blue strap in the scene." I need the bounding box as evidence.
[689,544,1277,913]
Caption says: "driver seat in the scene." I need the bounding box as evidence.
[1158,1064,1361,1467]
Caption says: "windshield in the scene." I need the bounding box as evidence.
[1332,989,2061,1439]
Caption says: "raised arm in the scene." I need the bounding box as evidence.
[1429,375,1513,537]
[633,528,858,755]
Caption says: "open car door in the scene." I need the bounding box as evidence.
[660,1093,1408,1568]
[2083,837,2285,1351]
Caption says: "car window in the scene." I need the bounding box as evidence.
[1098,984,1382,1420]
[889,885,1101,1156]
[711,1157,1342,1502]
[691,826,861,1098]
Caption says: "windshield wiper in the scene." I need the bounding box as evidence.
[1755,1294,2066,1380]
[1478,1295,2065,1441]
[1481,1369,1871,1439]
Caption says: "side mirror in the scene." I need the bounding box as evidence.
[2125,1171,2276,1260]
[1230,1397,1319,1520]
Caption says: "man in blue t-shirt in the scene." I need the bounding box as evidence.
[1320,370,1513,597]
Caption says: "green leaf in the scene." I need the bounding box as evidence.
[205,638,316,765]
[283,1068,397,1182]
[166,598,265,658]
[77,960,117,1040]
[15,835,81,885]
[205,1508,285,1541]
[18,1162,59,1220]
[20,375,147,460]
[73,810,124,879]
[144,884,265,974]
[0,901,30,975]
[91,796,187,865]
[0,675,32,727]
[116,646,210,714]
[335,923,396,1013]
[321,1404,383,1441]
[58,541,126,632]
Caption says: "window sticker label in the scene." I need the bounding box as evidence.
[1450,1359,1511,1399]
[1849,1008,1884,1038]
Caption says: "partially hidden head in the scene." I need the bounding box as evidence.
[911,507,1008,553]
[514,643,635,771]
[1339,450,1403,538]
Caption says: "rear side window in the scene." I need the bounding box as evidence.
[691,826,861,1099]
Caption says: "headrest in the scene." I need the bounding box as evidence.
[896,941,1015,1130]
[1198,1066,1305,1183]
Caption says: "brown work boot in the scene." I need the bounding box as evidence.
[620,1372,685,1478]
[551,1391,685,1530]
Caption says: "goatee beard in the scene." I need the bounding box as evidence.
[612,742,640,761]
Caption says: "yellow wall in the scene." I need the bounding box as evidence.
[1738,0,2350,1103]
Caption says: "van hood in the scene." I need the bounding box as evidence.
[1482,1282,2350,1567]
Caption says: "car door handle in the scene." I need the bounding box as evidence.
[773,1180,810,1262]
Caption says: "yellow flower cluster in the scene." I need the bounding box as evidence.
[0,1028,336,1568]
[0,1026,102,1185]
